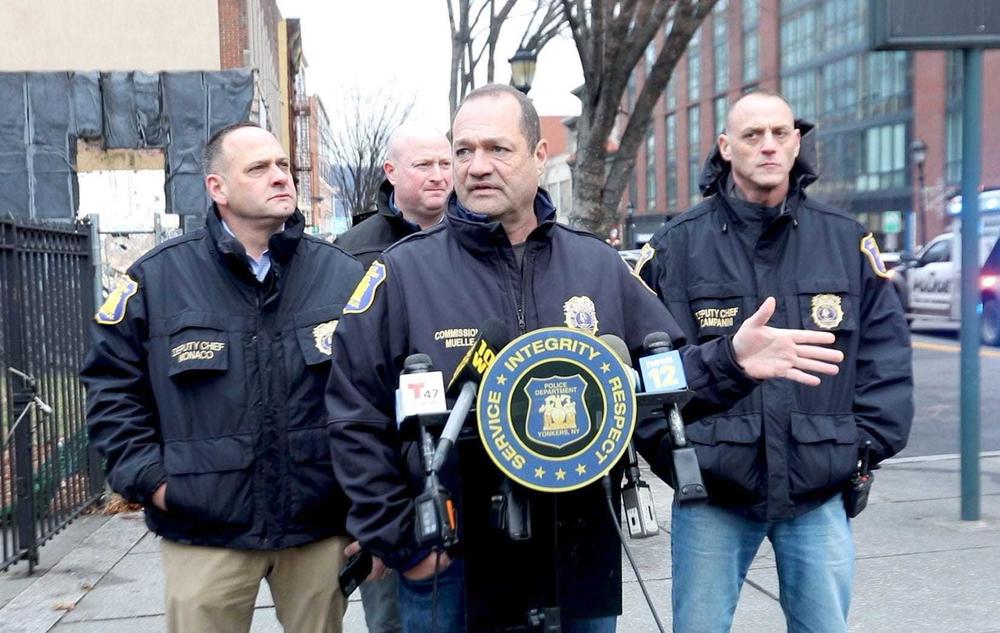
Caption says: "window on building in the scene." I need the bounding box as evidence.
[782,72,817,122]
[688,105,701,204]
[743,35,759,85]
[742,0,760,84]
[946,111,962,184]
[857,123,906,191]
[627,73,637,112]
[646,127,657,211]
[864,51,910,117]
[945,50,963,183]
[688,27,702,101]
[713,0,729,93]
[645,42,656,76]
[821,0,865,53]
[666,79,676,110]
[813,132,861,197]
[821,56,858,124]
[780,5,817,70]
[714,96,728,134]
[665,113,678,209]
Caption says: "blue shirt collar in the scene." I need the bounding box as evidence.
[221,219,272,282]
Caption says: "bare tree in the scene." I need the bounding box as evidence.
[327,87,413,218]
[558,0,716,236]
[447,0,519,116]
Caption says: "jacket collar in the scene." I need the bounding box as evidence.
[376,179,423,233]
[698,118,819,201]
[206,203,305,271]
[444,188,558,255]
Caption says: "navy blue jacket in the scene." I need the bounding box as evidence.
[82,208,363,549]
[326,191,757,617]
[638,123,913,521]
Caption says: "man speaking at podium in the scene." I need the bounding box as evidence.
[325,84,843,633]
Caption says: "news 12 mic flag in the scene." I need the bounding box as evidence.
[475,327,637,493]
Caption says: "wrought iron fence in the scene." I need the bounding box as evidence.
[1,217,103,573]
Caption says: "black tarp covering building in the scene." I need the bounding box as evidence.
[0,69,253,222]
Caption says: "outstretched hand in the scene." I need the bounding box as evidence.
[732,297,844,386]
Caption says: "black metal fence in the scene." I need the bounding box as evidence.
[1,218,103,573]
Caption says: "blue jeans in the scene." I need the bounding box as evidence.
[360,571,402,633]
[397,558,617,633]
[671,494,853,633]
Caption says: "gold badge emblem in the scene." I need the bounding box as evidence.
[312,320,338,355]
[563,296,599,334]
[810,294,844,330]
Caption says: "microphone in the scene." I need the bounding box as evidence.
[640,332,706,504]
[432,319,510,472]
[401,354,457,548]
[600,334,660,538]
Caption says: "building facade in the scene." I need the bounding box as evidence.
[629,0,1000,252]
[0,0,330,230]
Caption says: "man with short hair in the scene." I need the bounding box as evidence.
[337,123,452,268]
[637,90,913,633]
[327,84,843,633]
[83,122,363,633]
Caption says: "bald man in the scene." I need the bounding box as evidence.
[334,122,450,633]
[637,90,912,633]
[336,123,452,268]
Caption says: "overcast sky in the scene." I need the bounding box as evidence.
[276,0,583,130]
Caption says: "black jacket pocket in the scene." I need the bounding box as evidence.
[685,413,763,497]
[164,434,254,526]
[788,411,858,496]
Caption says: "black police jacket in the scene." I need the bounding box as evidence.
[326,190,758,618]
[335,179,423,268]
[82,207,364,549]
[637,122,913,521]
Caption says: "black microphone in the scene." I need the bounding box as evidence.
[641,332,706,503]
[402,353,458,548]
[432,319,510,472]
[600,334,660,538]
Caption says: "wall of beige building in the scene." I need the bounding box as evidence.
[0,0,221,71]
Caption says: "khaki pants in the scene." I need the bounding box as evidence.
[160,536,348,633]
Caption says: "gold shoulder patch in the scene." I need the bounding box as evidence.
[633,243,655,277]
[95,275,139,325]
[344,261,387,315]
[860,233,891,279]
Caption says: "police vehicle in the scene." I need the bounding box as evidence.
[893,227,1000,346]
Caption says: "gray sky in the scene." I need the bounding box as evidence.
[276,0,583,129]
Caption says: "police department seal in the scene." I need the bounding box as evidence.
[476,327,636,493]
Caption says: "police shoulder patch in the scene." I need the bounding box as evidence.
[860,233,891,279]
[95,275,139,325]
[633,243,655,276]
[344,262,387,315]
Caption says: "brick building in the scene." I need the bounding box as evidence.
[627,0,1000,252]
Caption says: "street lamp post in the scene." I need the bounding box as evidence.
[909,138,928,253]
[508,48,538,95]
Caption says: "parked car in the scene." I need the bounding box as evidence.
[619,249,644,269]
[891,230,1000,346]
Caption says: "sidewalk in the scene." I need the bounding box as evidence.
[2,456,998,633]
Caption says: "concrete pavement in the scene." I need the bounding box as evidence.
[2,455,999,633]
